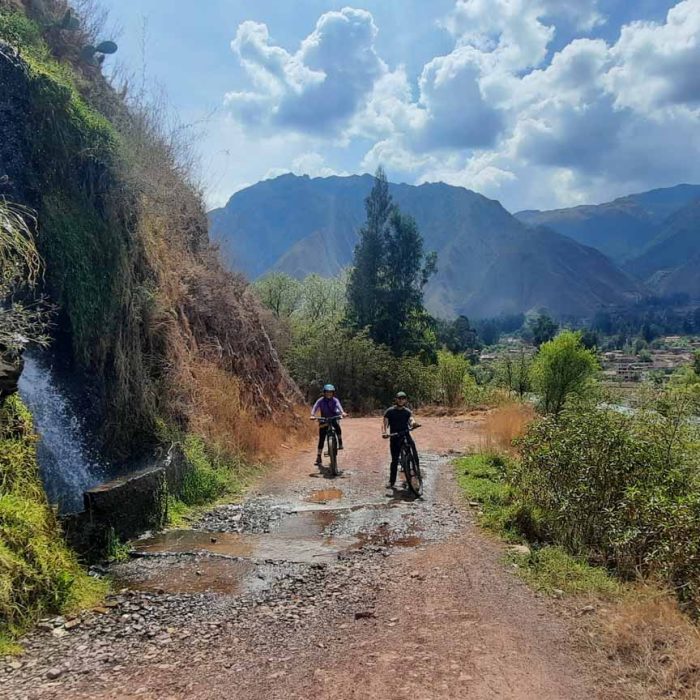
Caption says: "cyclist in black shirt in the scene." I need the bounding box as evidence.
[382,391,417,489]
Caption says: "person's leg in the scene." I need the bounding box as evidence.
[335,420,343,449]
[316,425,327,465]
[388,436,400,486]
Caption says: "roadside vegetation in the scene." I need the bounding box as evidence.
[455,329,700,698]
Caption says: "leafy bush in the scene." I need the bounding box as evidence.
[437,350,470,407]
[494,349,533,398]
[514,391,700,611]
[530,330,598,414]
[454,453,534,538]
[455,454,618,597]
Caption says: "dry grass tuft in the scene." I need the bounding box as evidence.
[182,360,309,459]
[480,402,536,454]
[592,593,700,699]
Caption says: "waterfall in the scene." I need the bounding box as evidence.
[17,351,106,513]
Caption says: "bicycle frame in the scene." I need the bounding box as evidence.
[314,416,342,476]
[386,425,422,496]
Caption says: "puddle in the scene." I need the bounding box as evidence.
[112,556,253,595]
[133,527,353,564]
[273,509,338,537]
[135,530,255,557]
[305,488,343,504]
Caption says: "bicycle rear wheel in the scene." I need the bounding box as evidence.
[327,431,339,477]
[403,443,423,497]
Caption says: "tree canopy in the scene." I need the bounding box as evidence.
[346,167,436,356]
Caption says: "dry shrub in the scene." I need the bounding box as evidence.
[100,53,305,457]
[595,593,700,699]
[480,402,535,454]
[182,359,308,458]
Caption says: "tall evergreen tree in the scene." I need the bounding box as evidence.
[346,167,437,356]
[346,167,394,331]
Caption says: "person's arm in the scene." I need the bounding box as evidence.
[382,410,390,437]
[310,398,321,418]
[335,398,348,417]
[408,409,415,429]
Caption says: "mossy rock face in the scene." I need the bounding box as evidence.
[0,353,23,398]
[0,13,155,454]
[0,41,34,202]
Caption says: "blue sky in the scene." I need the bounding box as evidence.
[99,1,699,212]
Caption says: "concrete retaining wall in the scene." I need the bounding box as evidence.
[62,467,167,559]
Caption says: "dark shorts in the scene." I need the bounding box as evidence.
[317,419,342,450]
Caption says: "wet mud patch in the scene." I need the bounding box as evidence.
[305,488,343,503]
[114,453,459,597]
[111,554,253,595]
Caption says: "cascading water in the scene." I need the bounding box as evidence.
[17,351,106,513]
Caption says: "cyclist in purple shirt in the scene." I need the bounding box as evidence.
[310,384,347,467]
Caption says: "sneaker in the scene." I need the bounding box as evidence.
[315,454,322,467]
[386,482,396,489]
[338,444,344,450]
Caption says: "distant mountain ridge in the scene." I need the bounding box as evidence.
[516,185,700,298]
[515,184,700,264]
[209,174,641,319]
[626,198,700,298]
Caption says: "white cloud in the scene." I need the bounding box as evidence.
[442,0,554,71]
[226,8,385,134]
[605,0,700,112]
[290,152,349,178]
[221,1,700,212]
[540,0,604,31]
[413,47,504,149]
[410,0,700,210]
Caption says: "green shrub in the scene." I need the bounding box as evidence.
[392,354,438,406]
[494,349,533,398]
[530,330,598,414]
[0,11,42,48]
[515,391,700,611]
[179,435,235,506]
[437,350,469,407]
[454,453,535,539]
[455,451,621,597]
[0,396,104,648]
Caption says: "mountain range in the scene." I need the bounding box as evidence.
[209,175,699,319]
[515,184,700,265]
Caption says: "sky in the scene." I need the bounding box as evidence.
[99,0,700,212]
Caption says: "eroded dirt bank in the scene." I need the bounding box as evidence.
[2,416,606,699]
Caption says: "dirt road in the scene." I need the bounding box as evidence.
[2,415,605,699]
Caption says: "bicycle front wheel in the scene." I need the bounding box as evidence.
[403,444,423,497]
[328,432,339,477]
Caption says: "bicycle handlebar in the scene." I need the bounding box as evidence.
[311,415,343,422]
[383,424,421,438]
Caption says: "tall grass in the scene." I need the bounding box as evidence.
[480,402,535,454]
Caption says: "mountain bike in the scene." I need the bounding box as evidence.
[385,425,422,497]
[313,416,342,477]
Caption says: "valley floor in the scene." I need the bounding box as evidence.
[3,416,611,699]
